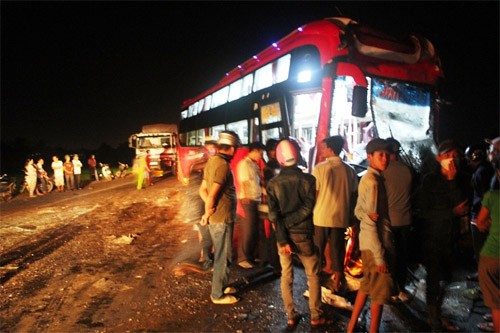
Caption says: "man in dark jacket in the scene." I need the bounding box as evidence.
[266,139,329,328]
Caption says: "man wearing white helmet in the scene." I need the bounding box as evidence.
[266,139,329,328]
[199,130,240,304]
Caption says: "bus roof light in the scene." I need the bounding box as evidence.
[297,70,312,83]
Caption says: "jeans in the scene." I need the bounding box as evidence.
[209,222,234,299]
[64,173,75,190]
[198,223,213,262]
[278,234,322,321]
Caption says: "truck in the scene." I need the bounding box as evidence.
[128,123,178,177]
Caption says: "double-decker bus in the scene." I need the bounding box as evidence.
[176,17,444,183]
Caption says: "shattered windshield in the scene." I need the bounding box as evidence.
[371,78,435,169]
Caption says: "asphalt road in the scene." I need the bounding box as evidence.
[0,174,491,332]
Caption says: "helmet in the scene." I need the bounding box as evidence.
[276,139,298,166]
[465,143,487,162]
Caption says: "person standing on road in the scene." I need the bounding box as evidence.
[475,160,499,333]
[267,139,329,328]
[25,158,38,198]
[196,136,218,271]
[384,137,414,303]
[135,152,149,190]
[63,154,75,191]
[36,158,48,194]
[72,154,83,190]
[312,135,358,293]
[88,154,99,181]
[52,155,64,192]
[199,131,241,305]
[236,141,266,269]
[145,150,153,186]
[347,138,396,333]
[414,140,469,332]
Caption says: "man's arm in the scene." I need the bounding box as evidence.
[199,180,221,226]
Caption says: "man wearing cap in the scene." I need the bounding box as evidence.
[236,141,266,269]
[199,130,241,304]
[414,139,469,332]
[348,138,396,333]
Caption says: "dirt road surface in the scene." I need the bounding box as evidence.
[0,173,486,332]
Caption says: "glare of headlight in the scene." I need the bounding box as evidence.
[297,70,311,83]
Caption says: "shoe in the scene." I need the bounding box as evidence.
[398,291,411,303]
[441,318,459,332]
[477,322,494,332]
[238,260,254,269]
[210,294,239,304]
[310,317,333,327]
[223,286,238,295]
[390,295,401,303]
[483,313,493,322]
[287,314,301,328]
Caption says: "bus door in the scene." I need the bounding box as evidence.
[290,91,322,168]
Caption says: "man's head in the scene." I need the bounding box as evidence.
[485,136,500,164]
[265,139,279,161]
[248,141,266,162]
[385,137,401,160]
[366,138,390,171]
[217,131,240,156]
[436,139,462,174]
[465,142,487,167]
[276,139,298,167]
[322,135,344,157]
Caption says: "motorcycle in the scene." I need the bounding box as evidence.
[99,163,115,181]
[0,174,17,201]
[19,173,54,195]
[115,162,129,178]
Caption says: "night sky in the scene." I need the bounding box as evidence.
[2,1,499,151]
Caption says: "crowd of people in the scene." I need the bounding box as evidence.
[23,154,101,197]
[196,131,499,332]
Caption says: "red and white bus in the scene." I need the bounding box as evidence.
[176,17,444,183]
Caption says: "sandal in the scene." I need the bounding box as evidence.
[483,313,493,322]
[311,317,333,327]
[477,322,495,332]
[441,318,460,332]
[287,314,301,327]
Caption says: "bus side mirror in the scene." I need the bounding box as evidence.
[352,85,368,117]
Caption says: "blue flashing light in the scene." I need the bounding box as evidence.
[238,65,242,69]
[298,27,303,32]
[272,43,278,48]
